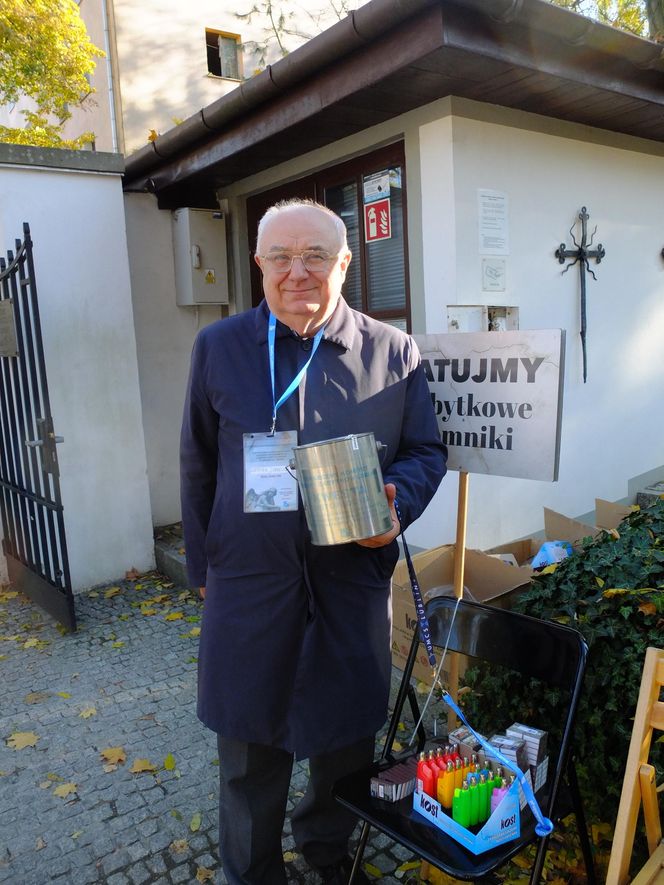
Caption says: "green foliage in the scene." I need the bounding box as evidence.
[0,0,104,148]
[549,0,664,39]
[461,497,664,822]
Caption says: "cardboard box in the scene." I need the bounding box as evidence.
[391,545,532,685]
[413,781,520,855]
[487,499,633,574]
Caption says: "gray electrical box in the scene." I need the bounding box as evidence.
[172,208,229,306]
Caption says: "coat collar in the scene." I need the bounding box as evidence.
[254,297,355,352]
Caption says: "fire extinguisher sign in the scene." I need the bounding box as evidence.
[364,198,391,243]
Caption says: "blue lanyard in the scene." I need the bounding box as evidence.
[267,312,325,435]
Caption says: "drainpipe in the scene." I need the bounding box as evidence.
[100,0,119,152]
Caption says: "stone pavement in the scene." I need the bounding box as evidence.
[0,571,429,885]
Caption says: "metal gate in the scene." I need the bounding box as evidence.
[0,223,75,630]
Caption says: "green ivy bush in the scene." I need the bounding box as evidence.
[461,496,664,823]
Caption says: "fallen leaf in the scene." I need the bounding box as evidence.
[0,591,18,601]
[130,758,158,774]
[71,831,83,840]
[100,747,126,769]
[165,612,183,621]
[0,654,7,661]
[35,836,47,850]
[163,753,176,771]
[56,692,71,699]
[125,568,140,580]
[363,862,382,878]
[196,867,215,883]
[639,601,657,616]
[23,638,39,649]
[53,782,77,799]
[177,547,186,555]
[181,627,201,638]
[111,641,125,649]
[88,591,99,598]
[24,691,52,704]
[6,731,39,749]
[397,860,421,872]
[283,851,299,862]
[79,707,97,719]
[169,838,189,854]
[104,587,122,599]
[170,809,183,821]
[190,811,202,832]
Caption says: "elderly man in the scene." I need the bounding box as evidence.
[180,199,446,884]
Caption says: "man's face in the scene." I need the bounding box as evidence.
[255,206,352,335]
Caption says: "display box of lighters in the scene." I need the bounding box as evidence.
[413,778,521,854]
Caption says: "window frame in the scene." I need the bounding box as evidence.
[205,29,242,81]
[246,142,411,330]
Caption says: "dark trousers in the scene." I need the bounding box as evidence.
[217,734,375,885]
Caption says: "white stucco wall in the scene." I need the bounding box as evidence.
[416,113,664,550]
[0,156,154,591]
[123,193,224,526]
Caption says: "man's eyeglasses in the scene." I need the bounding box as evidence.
[258,250,336,273]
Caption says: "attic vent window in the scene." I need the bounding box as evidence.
[206,29,241,80]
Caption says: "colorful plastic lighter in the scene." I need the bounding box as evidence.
[452,782,471,828]
[417,752,435,798]
[454,757,463,791]
[478,773,490,822]
[468,775,479,826]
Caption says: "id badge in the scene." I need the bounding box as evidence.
[243,430,298,513]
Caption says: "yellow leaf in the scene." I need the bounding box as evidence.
[392,740,403,752]
[163,753,176,771]
[23,638,39,648]
[24,690,51,704]
[130,758,158,774]
[79,707,96,719]
[397,860,421,872]
[104,586,121,598]
[56,691,71,699]
[165,612,183,621]
[638,602,657,616]
[539,564,558,575]
[196,868,215,883]
[0,591,18,601]
[6,731,39,749]
[283,851,299,862]
[181,627,201,638]
[111,641,124,649]
[592,821,613,844]
[100,746,126,766]
[512,855,532,869]
[189,811,202,832]
[595,576,605,588]
[363,862,382,878]
[53,782,77,799]
[602,588,630,597]
[170,839,189,854]
[148,129,158,142]
[140,607,157,616]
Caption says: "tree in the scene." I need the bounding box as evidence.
[236,1,359,71]
[550,0,664,40]
[0,0,105,149]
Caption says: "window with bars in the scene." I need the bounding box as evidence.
[205,29,241,80]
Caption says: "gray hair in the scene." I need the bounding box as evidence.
[256,198,348,254]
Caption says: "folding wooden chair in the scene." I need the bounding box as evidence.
[606,646,664,885]
[333,596,596,884]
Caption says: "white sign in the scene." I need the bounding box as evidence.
[363,171,390,204]
[414,330,565,481]
[481,257,506,292]
[478,189,509,255]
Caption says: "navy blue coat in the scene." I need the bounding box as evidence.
[180,298,446,758]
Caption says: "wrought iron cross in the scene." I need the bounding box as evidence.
[555,206,605,383]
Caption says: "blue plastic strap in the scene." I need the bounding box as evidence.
[441,690,554,837]
[393,499,436,668]
[267,312,325,434]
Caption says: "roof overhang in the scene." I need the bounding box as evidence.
[122,0,664,209]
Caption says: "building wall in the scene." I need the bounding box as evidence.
[416,111,664,550]
[0,149,154,591]
[123,193,224,526]
[111,1,364,156]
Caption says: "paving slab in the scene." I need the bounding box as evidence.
[0,573,427,884]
